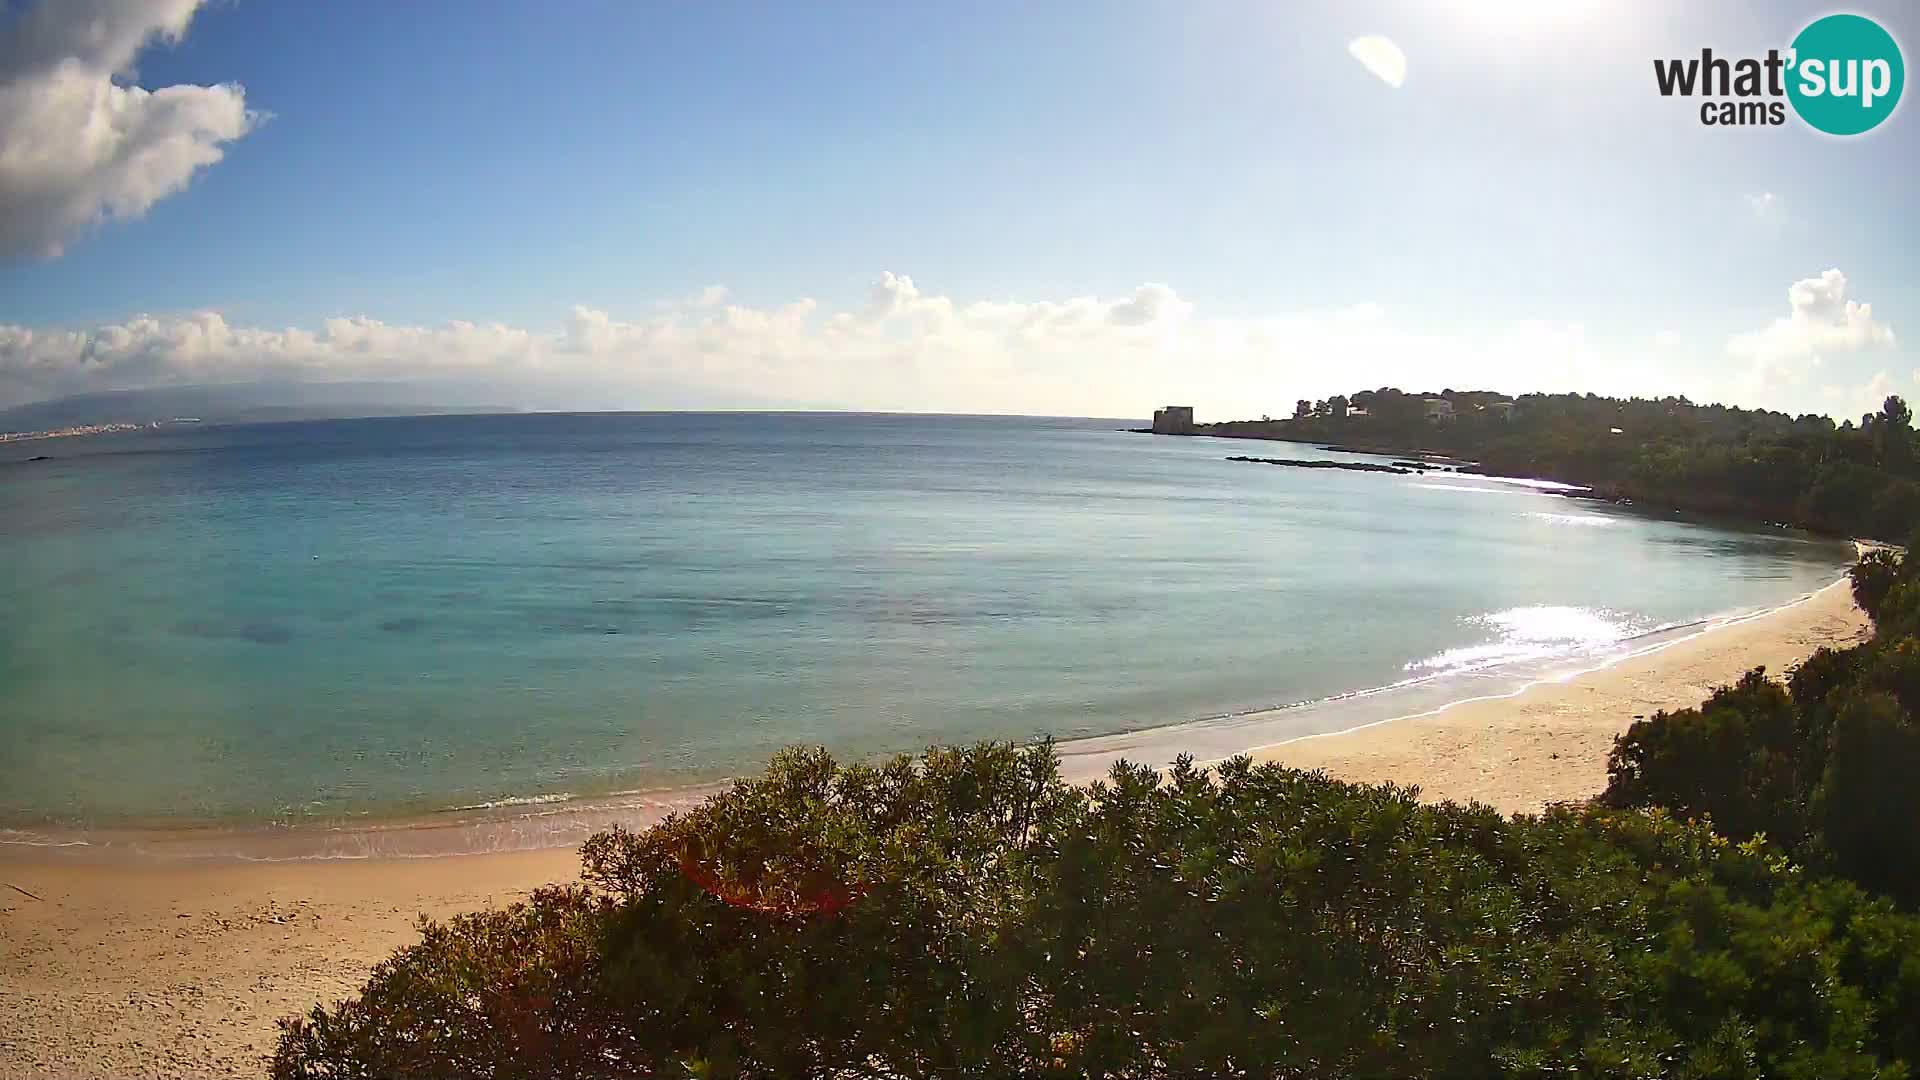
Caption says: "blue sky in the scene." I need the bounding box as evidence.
[0,0,1914,418]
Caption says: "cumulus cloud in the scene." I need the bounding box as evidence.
[1348,36,1407,89]
[3,269,1903,420]
[0,272,1707,420]
[0,0,260,259]
[1108,284,1190,326]
[1728,269,1894,374]
[863,270,922,321]
[1726,269,1897,411]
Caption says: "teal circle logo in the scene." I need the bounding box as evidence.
[1787,14,1904,135]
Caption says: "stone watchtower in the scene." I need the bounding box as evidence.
[1151,405,1195,434]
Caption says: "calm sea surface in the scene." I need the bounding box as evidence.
[0,413,1853,831]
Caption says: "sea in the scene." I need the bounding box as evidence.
[0,412,1855,857]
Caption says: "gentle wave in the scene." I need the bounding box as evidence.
[1086,591,1828,777]
[1111,607,1724,731]
[1526,511,1620,527]
[0,829,92,848]
[1409,483,1533,496]
[1464,474,1591,492]
[440,793,577,812]
[1405,605,1655,678]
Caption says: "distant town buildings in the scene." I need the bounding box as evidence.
[0,422,143,444]
[1153,393,1512,434]
[1152,405,1195,434]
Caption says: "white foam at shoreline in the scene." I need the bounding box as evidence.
[0,830,92,848]
[1224,577,1847,765]
[440,793,577,812]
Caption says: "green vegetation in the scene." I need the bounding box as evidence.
[1602,541,1920,908]
[277,734,1920,1077]
[1222,389,1920,540]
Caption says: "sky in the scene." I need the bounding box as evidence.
[0,0,1914,419]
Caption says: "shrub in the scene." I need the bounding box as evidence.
[1852,548,1903,618]
[1604,544,1920,910]
[271,886,622,1079]
[1815,692,1920,905]
[1602,669,1809,847]
[275,744,1920,1079]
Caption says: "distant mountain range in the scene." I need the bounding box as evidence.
[0,383,518,433]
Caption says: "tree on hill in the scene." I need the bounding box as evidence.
[1242,388,1920,540]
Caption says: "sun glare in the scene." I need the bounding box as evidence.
[1349,35,1409,87]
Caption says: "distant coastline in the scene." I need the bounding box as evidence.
[0,422,147,444]
[1138,389,1920,543]
[0,382,519,439]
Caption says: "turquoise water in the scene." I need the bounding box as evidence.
[0,413,1853,831]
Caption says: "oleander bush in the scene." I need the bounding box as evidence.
[274,742,1920,1079]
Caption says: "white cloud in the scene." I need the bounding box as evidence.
[0,272,1698,419]
[1348,36,1407,89]
[1729,268,1894,375]
[1727,269,1897,411]
[1653,329,1681,349]
[1108,283,1190,326]
[863,270,922,321]
[0,270,1901,421]
[0,0,260,259]
[1747,192,1782,221]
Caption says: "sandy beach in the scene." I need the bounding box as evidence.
[1255,576,1872,813]
[0,850,579,1079]
[0,576,1872,1079]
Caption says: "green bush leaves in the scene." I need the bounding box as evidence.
[275,745,1920,1079]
